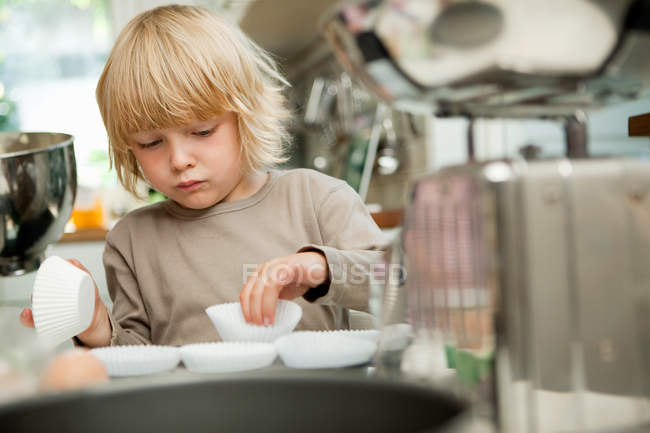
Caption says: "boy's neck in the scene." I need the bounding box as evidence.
[222,170,269,204]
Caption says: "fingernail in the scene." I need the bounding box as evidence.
[263,317,270,327]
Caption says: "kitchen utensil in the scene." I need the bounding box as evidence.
[0,375,470,433]
[323,0,650,117]
[0,132,76,275]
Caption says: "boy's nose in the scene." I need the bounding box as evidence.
[169,141,196,171]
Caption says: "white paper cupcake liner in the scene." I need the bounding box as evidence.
[313,329,381,343]
[275,332,377,369]
[180,342,277,373]
[90,346,180,377]
[32,256,95,347]
[205,300,302,342]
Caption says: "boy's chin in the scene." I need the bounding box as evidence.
[173,194,222,210]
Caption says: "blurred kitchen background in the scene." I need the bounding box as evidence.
[0,1,648,432]
[1,0,648,308]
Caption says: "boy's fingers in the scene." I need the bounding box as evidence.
[249,278,266,326]
[67,258,90,274]
[67,258,82,269]
[19,308,35,328]
[261,278,285,326]
[239,274,256,322]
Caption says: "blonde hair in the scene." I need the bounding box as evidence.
[96,4,291,196]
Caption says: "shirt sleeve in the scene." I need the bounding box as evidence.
[103,238,152,346]
[299,183,390,312]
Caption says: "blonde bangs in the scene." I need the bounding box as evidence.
[96,5,292,195]
[101,10,235,143]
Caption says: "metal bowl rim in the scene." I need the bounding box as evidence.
[0,132,74,160]
[0,374,469,417]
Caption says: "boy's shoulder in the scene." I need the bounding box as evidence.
[105,201,168,244]
[275,168,349,197]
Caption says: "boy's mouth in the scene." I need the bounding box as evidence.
[176,180,204,191]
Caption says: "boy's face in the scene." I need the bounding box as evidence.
[128,112,244,209]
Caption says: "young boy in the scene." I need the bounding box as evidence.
[20,5,387,347]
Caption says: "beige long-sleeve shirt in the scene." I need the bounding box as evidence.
[103,168,388,346]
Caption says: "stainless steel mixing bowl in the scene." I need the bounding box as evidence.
[0,132,76,276]
[0,375,469,433]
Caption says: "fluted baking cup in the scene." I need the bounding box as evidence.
[328,329,381,343]
[275,332,377,369]
[180,342,276,373]
[205,300,302,342]
[282,329,381,344]
[90,346,180,377]
[32,256,95,347]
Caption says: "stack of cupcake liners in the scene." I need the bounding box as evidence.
[31,256,96,347]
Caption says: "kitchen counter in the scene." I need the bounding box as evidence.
[98,362,378,393]
[55,208,405,244]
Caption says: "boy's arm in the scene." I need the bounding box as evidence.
[299,183,390,312]
[102,239,153,346]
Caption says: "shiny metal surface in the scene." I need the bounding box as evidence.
[0,132,76,276]
[322,0,650,117]
[402,158,650,433]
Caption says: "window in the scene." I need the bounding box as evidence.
[0,0,113,188]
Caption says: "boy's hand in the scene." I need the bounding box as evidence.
[240,251,329,326]
[19,259,113,348]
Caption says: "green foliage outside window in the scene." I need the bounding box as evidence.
[0,83,18,131]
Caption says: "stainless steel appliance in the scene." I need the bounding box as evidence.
[323,1,650,432]
[0,132,77,276]
[403,159,650,432]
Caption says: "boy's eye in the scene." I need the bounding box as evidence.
[193,127,216,137]
[140,139,162,149]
